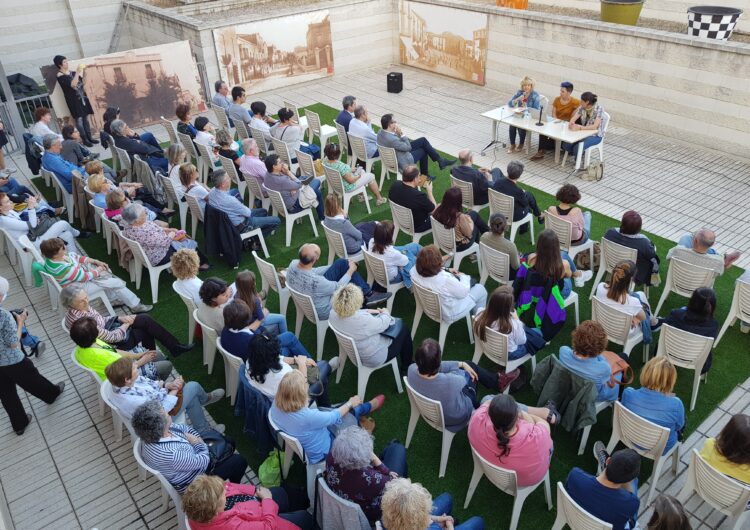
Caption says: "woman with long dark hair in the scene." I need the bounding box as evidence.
[646,495,691,530]
[234,270,287,334]
[54,55,96,146]
[662,287,718,375]
[367,220,421,289]
[432,187,488,252]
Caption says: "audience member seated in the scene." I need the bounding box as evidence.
[546,184,591,244]
[105,357,224,432]
[86,164,141,209]
[30,107,61,140]
[111,119,168,174]
[131,399,247,494]
[468,394,554,487]
[450,149,503,205]
[171,248,203,305]
[336,95,356,132]
[506,76,541,153]
[700,413,750,485]
[211,80,232,111]
[269,370,384,465]
[376,113,454,177]
[563,91,608,158]
[61,283,191,358]
[0,193,79,249]
[622,357,685,454]
[0,163,34,203]
[388,165,436,233]
[121,203,209,269]
[227,86,252,128]
[432,186,488,252]
[329,284,413,374]
[322,143,386,205]
[322,194,377,255]
[246,332,331,407]
[646,495,691,530]
[272,107,319,160]
[479,213,520,280]
[197,278,233,332]
[605,210,659,287]
[207,169,280,236]
[41,134,84,193]
[559,320,619,402]
[69,316,171,380]
[263,154,324,221]
[182,474,313,530]
[167,144,187,188]
[250,101,278,148]
[348,105,379,158]
[367,220,421,289]
[176,103,198,140]
[39,237,152,313]
[61,125,116,180]
[238,139,267,199]
[667,228,740,275]
[408,338,518,431]
[531,81,580,160]
[179,163,209,215]
[412,245,487,321]
[234,270,287,333]
[661,287,718,376]
[216,129,241,169]
[381,478,485,530]
[105,188,168,228]
[285,243,390,321]
[53,55,96,146]
[492,160,543,227]
[565,448,641,530]
[324,426,407,523]
[101,107,161,150]
[193,117,217,160]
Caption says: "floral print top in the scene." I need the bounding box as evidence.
[324,453,393,522]
[576,104,607,137]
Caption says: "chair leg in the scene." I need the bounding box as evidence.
[690,369,701,411]
[335,352,347,383]
[112,412,123,442]
[466,313,475,344]
[544,472,553,509]
[308,211,318,237]
[149,269,161,304]
[509,490,530,530]
[578,425,591,455]
[715,312,736,346]
[646,457,667,507]
[438,431,455,478]
[654,288,671,317]
[405,402,419,447]
[509,223,519,243]
[574,297,580,326]
[463,457,483,508]
[258,234,269,258]
[357,367,371,400]
[188,313,195,344]
[590,264,606,300]
[98,394,106,418]
[295,312,303,338]
[391,360,403,393]
[363,191,371,214]
[411,307,423,339]
[438,323,449,352]
[282,446,294,478]
[285,218,293,247]
[191,216,198,240]
[386,289,396,313]
[279,290,289,317]
[315,322,327,362]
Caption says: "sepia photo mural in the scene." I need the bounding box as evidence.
[213,11,334,93]
[399,0,488,85]
[41,41,206,132]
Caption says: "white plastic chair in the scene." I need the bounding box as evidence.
[488,188,533,243]
[121,234,171,304]
[87,199,104,234]
[330,324,403,400]
[411,282,474,350]
[606,401,680,508]
[591,297,645,359]
[235,120,251,141]
[472,323,536,394]
[306,109,336,146]
[390,201,431,244]
[159,173,187,231]
[216,337,243,406]
[334,121,350,162]
[194,142,215,182]
[323,164,371,215]
[270,137,298,175]
[551,481,613,530]
[403,376,457,478]
[177,132,206,183]
[114,146,133,182]
[315,474,371,530]
[589,238,644,300]
[294,149,323,184]
[655,324,714,411]
[348,133,381,174]
[430,215,479,272]
[263,185,318,247]
[450,175,487,213]
[377,145,401,190]
[173,281,197,345]
[133,439,189,530]
[464,446,552,530]
[283,101,308,140]
[253,250,290,316]
[654,258,717,317]
[159,116,179,146]
[678,449,750,530]
[101,381,150,480]
[716,277,750,345]
[250,126,271,157]
[185,193,204,239]
[193,308,218,375]
[48,170,75,223]
[362,248,404,313]
[578,401,613,456]
[545,212,594,264]
[218,154,246,201]
[242,171,271,213]
[212,106,233,137]
[322,223,364,265]
[478,243,511,286]
[0,228,33,286]
[39,166,52,188]
[562,111,609,171]
[70,349,106,417]
[288,286,329,361]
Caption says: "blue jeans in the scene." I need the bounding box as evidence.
[147,156,168,175]
[271,487,314,530]
[278,331,311,358]
[299,143,320,160]
[325,258,372,296]
[561,250,576,299]
[238,207,280,236]
[563,135,602,155]
[261,313,288,334]
[290,178,324,220]
[0,178,34,200]
[389,243,421,289]
[509,126,526,147]
[429,493,485,530]
[181,381,212,434]
[381,441,408,477]
[140,132,161,150]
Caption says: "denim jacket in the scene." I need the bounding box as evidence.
[508,89,541,110]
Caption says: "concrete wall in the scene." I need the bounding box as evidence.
[0,0,122,81]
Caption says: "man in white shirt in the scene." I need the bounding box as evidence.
[249,101,278,149]
[348,105,379,158]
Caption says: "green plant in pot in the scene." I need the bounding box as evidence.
[601,0,644,25]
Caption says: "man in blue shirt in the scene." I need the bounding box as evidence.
[41,134,85,193]
[206,169,279,236]
[565,447,641,530]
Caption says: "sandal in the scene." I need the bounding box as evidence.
[507,146,516,154]
[376,197,388,206]
[544,400,560,426]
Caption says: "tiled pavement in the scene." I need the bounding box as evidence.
[0,64,748,529]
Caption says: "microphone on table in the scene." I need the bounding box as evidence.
[536,105,544,127]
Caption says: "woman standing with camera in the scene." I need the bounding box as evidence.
[54,55,97,147]
[0,277,65,435]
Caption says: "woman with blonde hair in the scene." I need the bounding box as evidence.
[622,356,685,453]
[166,143,187,185]
[103,185,169,227]
[269,370,385,464]
[216,128,242,168]
[86,161,143,209]
[329,283,413,373]
[179,162,209,214]
[381,477,485,530]
[506,76,541,153]
[182,474,313,529]
[322,194,377,255]
[170,248,202,305]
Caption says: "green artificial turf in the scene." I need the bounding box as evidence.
[33,104,748,529]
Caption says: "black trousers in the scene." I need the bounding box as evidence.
[209,453,248,484]
[0,357,61,432]
[157,245,209,267]
[462,360,499,408]
[116,314,181,354]
[385,325,414,373]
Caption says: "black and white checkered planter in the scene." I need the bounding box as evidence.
[688,6,743,40]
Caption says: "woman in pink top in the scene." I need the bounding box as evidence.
[546,184,591,244]
[468,394,554,487]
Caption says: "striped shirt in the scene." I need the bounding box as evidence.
[141,423,209,494]
[110,376,178,420]
[43,253,99,286]
[65,307,126,344]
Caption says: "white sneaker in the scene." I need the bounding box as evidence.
[328,357,340,372]
[205,389,225,405]
[574,270,593,288]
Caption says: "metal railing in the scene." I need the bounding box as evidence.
[14,93,60,132]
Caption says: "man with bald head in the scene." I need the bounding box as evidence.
[285,243,390,320]
[450,149,504,206]
[667,228,740,275]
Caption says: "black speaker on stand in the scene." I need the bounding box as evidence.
[387,72,403,93]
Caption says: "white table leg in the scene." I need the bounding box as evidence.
[554,140,561,164]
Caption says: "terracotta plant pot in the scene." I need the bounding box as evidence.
[497,0,529,10]
[601,0,645,25]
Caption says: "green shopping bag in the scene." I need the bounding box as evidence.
[258,449,283,487]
